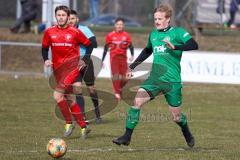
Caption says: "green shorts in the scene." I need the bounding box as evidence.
[140,77,182,107]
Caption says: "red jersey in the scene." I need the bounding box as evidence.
[105,31,132,60]
[42,25,90,69]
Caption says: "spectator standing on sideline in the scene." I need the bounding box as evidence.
[216,0,228,25]
[10,0,38,33]
[89,0,99,19]
[227,0,240,28]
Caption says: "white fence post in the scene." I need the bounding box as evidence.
[16,0,21,19]
[46,0,53,28]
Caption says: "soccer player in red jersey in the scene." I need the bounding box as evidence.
[102,18,134,100]
[41,5,92,138]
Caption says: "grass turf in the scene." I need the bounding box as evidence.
[0,76,239,160]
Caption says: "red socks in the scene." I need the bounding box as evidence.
[57,100,72,124]
[70,103,86,128]
[57,100,86,128]
[112,78,121,94]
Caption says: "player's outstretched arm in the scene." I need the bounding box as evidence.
[42,47,52,67]
[102,44,108,62]
[82,43,93,65]
[101,44,109,68]
[175,38,198,51]
[89,36,97,48]
[79,36,97,70]
[163,38,198,51]
[128,43,134,62]
[129,47,152,70]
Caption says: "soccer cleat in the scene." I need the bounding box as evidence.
[230,24,237,29]
[181,125,195,148]
[64,123,75,137]
[81,128,91,139]
[112,135,131,146]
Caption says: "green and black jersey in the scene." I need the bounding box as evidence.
[146,27,191,82]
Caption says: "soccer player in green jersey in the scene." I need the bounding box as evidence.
[112,4,198,148]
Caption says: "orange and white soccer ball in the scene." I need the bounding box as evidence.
[47,138,67,158]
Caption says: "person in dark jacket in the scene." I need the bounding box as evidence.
[10,0,38,33]
[227,0,240,28]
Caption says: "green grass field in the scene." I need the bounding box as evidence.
[0,76,239,160]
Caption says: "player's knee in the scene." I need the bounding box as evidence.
[171,112,181,122]
[172,116,181,122]
[169,106,181,122]
[74,87,82,94]
[133,88,150,107]
[66,95,75,106]
[73,83,82,94]
[134,98,144,108]
[87,86,95,93]
[53,92,64,102]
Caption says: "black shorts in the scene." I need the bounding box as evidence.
[76,59,95,86]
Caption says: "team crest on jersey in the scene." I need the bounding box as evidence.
[122,36,126,41]
[51,35,57,39]
[65,34,72,41]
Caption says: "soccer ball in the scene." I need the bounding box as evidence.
[47,138,67,158]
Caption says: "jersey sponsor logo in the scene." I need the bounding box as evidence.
[154,45,167,53]
[111,41,123,44]
[52,43,73,47]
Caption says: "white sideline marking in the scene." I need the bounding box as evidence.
[0,147,220,154]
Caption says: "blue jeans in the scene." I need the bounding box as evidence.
[89,0,99,18]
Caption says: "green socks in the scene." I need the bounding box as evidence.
[125,107,188,130]
[126,107,141,130]
[177,113,187,129]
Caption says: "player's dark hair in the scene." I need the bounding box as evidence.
[55,5,70,16]
[70,9,78,16]
[115,17,125,24]
[154,4,172,18]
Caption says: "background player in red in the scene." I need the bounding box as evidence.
[102,18,134,100]
[41,5,92,139]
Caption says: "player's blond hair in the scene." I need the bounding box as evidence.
[154,4,173,18]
